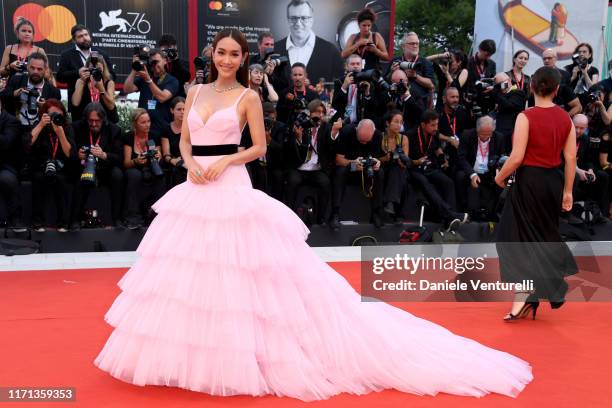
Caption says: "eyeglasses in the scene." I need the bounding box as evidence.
[288,16,312,24]
[405,42,419,46]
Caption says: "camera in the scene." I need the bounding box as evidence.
[572,53,589,70]
[263,48,289,67]
[264,117,274,132]
[15,60,28,72]
[392,145,411,166]
[294,111,315,130]
[586,89,602,104]
[355,69,390,92]
[488,155,509,173]
[20,85,40,116]
[80,146,97,185]
[493,81,510,92]
[399,60,422,71]
[360,155,376,178]
[165,47,178,60]
[141,139,164,182]
[475,78,495,90]
[88,67,103,82]
[132,44,151,71]
[193,56,209,84]
[44,159,64,181]
[389,81,408,97]
[49,112,65,126]
[585,172,595,183]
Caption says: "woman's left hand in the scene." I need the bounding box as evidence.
[204,156,230,181]
[562,191,573,212]
[495,173,506,189]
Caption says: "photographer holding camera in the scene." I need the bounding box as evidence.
[493,72,527,154]
[387,69,423,130]
[341,8,391,70]
[565,43,599,108]
[158,34,191,98]
[24,99,75,232]
[0,52,60,128]
[332,54,384,126]
[541,48,582,117]
[185,47,212,94]
[284,99,342,224]
[0,17,47,81]
[465,40,497,116]
[161,97,187,187]
[437,87,469,179]
[428,49,468,110]
[123,109,165,230]
[57,24,115,119]
[248,64,279,103]
[379,110,410,217]
[456,116,505,221]
[70,102,124,229]
[276,63,319,124]
[330,119,385,229]
[573,114,610,221]
[71,53,118,124]
[124,47,179,136]
[388,32,435,107]
[407,109,468,230]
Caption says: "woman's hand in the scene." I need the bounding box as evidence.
[203,156,230,182]
[188,162,207,184]
[562,191,573,212]
[495,173,506,189]
[39,113,52,128]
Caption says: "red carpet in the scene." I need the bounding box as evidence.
[0,262,609,407]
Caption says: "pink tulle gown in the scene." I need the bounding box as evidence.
[94,85,533,401]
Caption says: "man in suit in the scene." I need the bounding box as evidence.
[274,0,344,85]
[57,24,115,121]
[0,52,61,128]
[284,99,342,224]
[276,63,319,124]
[456,115,505,220]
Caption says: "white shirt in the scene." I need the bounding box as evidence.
[19,79,44,126]
[75,44,91,65]
[298,126,321,171]
[472,138,490,176]
[286,31,316,67]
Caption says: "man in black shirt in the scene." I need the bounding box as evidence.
[276,63,318,124]
[407,110,468,229]
[436,87,470,175]
[330,119,385,229]
[541,48,582,116]
[493,72,526,154]
[466,39,497,115]
[70,102,125,228]
[158,34,191,98]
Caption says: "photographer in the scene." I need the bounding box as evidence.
[573,114,609,220]
[332,54,384,126]
[541,48,582,117]
[284,99,342,224]
[330,119,385,229]
[493,72,527,154]
[506,50,531,100]
[123,109,165,230]
[70,102,124,229]
[161,97,187,187]
[124,47,179,136]
[23,99,75,232]
[251,33,290,94]
[388,32,435,107]
[428,49,468,109]
[185,47,212,94]
[158,34,191,98]
[241,102,286,200]
[436,87,469,178]
[0,108,25,231]
[0,17,47,81]
[407,110,468,230]
[341,7,391,70]
[598,59,612,96]
[456,116,505,221]
[565,43,599,108]
[71,53,118,123]
[251,32,276,65]
[248,64,278,103]
[57,25,115,118]
[276,63,318,124]
[465,39,497,116]
[0,52,60,129]
[379,110,410,217]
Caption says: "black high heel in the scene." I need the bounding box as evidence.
[503,301,539,322]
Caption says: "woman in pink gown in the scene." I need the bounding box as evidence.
[94,29,533,401]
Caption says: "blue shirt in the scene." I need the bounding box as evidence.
[135,73,179,135]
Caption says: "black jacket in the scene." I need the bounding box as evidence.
[0,111,23,172]
[276,87,319,124]
[283,120,336,172]
[56,47,115,111]
[240,120,287,170]
[274,36,344,84]
[72,119,124,172]
[331,75,386,126]
[0,75,61,123]
[494,89,526,144]
[457,129,505,177]
[166,58,191,97]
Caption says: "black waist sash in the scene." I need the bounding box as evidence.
[191,144,238,156]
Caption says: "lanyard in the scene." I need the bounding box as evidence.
[89,131,101,147]
[293,86,306,98]
[418,126,433,156]
[383,132,401,152]
[135,135,148,154]
[49,131,59,160]
[512,70,524,90]
[89,81,100,102]
[445,113,456,136]
[474,56,485,78]
[478,139,489,161]
[17,45,32,63]
[305,126,319,162]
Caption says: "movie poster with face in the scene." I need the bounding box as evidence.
[475,0,608,74]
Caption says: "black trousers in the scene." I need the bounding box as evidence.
[456,170,499,218]
[332,165,384,214]
[167,165,187,188]
[71,166,124,224]
[285,169,331,222]
[0,168,21,223]
[409,169,457,222]
[573,170,610,215]
[124,168,166,223]
[31,170,71,227]
[246,162,284,201]
[383,163,407,205]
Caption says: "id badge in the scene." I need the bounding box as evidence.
[477,162,487,174]
[147,99,157,110]
[345,105,353,120]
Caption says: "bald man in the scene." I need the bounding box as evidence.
[538,48,582,116]
[493,72,526,153]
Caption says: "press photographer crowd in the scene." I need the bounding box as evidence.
[0,7,611,233]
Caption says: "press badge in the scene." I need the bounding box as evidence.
[147,100,157,110]
[477,162,488,174]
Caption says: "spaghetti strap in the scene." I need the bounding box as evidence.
[233,87,250,107]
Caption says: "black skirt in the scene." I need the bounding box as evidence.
[496,166,578,302]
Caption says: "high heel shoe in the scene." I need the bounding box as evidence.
[503,301,540,322]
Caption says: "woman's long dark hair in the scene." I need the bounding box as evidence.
[208,29,250,88]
